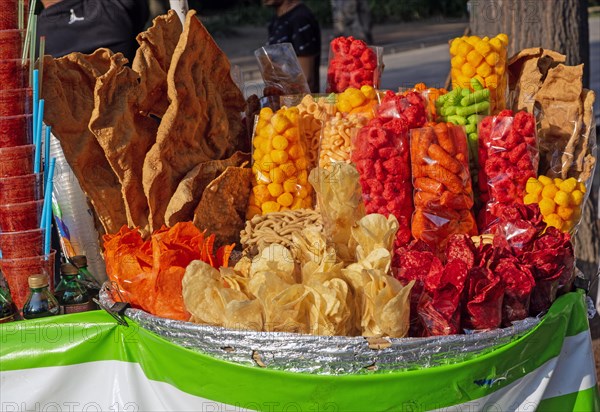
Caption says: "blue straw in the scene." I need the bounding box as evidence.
[33,99,44,174]
[44,126,51,184]
[32,69,39,134]
[43,158,56,255]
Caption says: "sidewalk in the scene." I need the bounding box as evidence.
[212,19,468,82]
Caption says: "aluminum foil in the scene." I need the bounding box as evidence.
[100,288,539,375]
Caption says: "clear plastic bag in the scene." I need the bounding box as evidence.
[319,112,368,170]
[449,34,508,113]
[477,110,538,231]
[410,123,477,253]
[255,43,311,97]
[247,106,313,219]
[326,36,383,93]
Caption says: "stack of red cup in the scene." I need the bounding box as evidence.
[0,0,55,314]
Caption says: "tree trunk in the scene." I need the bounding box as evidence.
[469,0,590,87]
[470,0,598,279]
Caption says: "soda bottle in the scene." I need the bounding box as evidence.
[0,278,16,323]
[22,274,60,319]
[71,255,100,308]
[55,263,92,314]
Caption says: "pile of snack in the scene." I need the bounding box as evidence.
[42,20,596,339]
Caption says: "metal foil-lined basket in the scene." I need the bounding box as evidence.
[99,285,539,375]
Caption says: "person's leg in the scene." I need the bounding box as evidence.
[357,0,373,43]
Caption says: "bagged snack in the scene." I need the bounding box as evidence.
[493,257,535,327]
[248,106,313,218]
[255,43,310,96]
[461,266,503,330]
[410,123,477,252]
[327,36,383,93]
[351,91,427,251]
[336,85,379,119]
[403,83,448,121]
[295,94,336,169]
[478,110,538,230]
[449,34,508,112]
[319,112,368,170]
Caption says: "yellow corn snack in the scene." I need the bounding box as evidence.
[524,175,587,233]
[250,106,314,216]
[336,86,378,118]
[449,33,508,112]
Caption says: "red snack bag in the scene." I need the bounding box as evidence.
[493,257,535,326]
[418,259,468,336]
[478,110,538,230]
[461,266,504,330]
[327,36,382,93]
[352,91,426,252]
[410,123,477,252]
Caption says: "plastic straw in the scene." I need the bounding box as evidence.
[22,0,36,62]
[43,158,56,255]
[18,0,24,31]
[38,36,45,95]
[29,16,37,86]
[44,126,51,184]
[33,99,44,174]
[32,69,39,142]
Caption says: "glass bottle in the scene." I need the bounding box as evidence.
[22,274,60,320]
[55,263,91,314]
[71,255,100,309]
[0,278,16,323]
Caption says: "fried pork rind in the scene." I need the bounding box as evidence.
[90,56,159,233]
[143,10,246,231]
[41,50,127,234]
[165,152,250,227]
[192,166,253,248]
[309,164,365,262]
[133,10,183,117]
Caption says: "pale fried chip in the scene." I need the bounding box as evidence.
[142,11,246,231]
[90,56,159,233]
[192,166,253,248]
[351,214,399,262]
[133,10,183,117]
[165,152,250,227]
[41,50,127,234]
[250,244,297,284]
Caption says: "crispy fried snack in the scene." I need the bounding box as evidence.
[41,50,127,234]
[133,10,183,117]
[165,152,250,226]
[90,56,159,233]
[193,166,253,248]
[143,10,246,231]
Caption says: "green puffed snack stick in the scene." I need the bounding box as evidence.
[461,88,471,97]
[469,132,479,143]
[470,77,484,91]
[460,89,490,107]
[442,88,462,107]
[465,124,476,134]
[467,114,478,124]
[440,105,457,116]
[436,92,450,107]
[456,101,490,117]
[447,115,467,125]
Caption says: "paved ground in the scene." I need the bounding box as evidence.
[214,16,600,386]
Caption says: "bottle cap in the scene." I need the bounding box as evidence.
[28,274,48,289]
[61,263,80,276]
[71,255,87,268]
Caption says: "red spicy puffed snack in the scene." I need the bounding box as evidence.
[418,259,468,336]
[478,110,538,231]
[394,240,443,336]
[410,123,477,252]
[352,91,427,252]
[523,226,575,315]
[461,266,504,330]
[493,257,535,326]
[327,36,381,93]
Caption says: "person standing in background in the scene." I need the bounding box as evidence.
[37,0,149,63]
[263,0,321,93]
[330,0,373,44]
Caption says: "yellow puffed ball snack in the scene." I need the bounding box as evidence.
[577,182,586,192]
[553,177,563,187]
[360,85,377,100]
[277,192,294,207]
[541,184,559,200]
[554,190,570,207]
[272,135,289,150]
[538,175,553,186]
[538,197,556,216]
[261,201,281,214]
[559,177,577,193]
[271,150,289,164]
[525,178,543,195]
[544,213,563,229]
[571,190,584,206]
[271,113,291,134]
[523,193,539,205]
[246,205,262,220]
[556,206,574,221]
[267,183,284,198]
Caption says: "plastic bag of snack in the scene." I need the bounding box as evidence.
[478,110,538,231]
[319,111,368,170]
[449,34,508,113]
[248,106,313,218]
[327,36,383,93]
[336,85,379,119]
[410,123,477,253]
[401,83,448,121]
[255,43,311,97]
[293,94,336,170]
[351,91,427,251]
